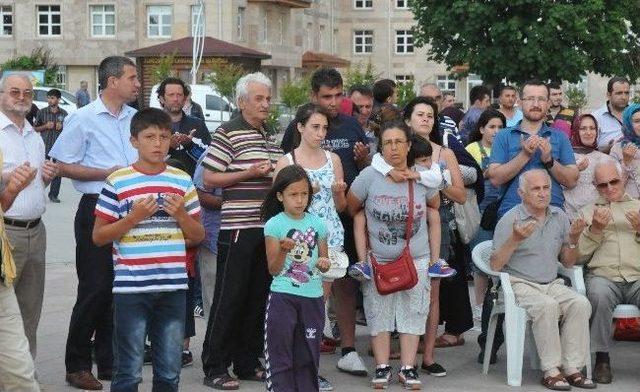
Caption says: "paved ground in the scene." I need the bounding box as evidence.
[34,180,640,391]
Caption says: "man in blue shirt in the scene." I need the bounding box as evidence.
[75,81,91,108]
[49,56,140,391]
[488,80,578,219]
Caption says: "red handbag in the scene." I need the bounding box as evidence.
[370,180,418,295]
[613,317,640,341]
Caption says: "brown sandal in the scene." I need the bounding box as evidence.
[541,374,571,391]
[434,335,465,348]
[565,372,597,389]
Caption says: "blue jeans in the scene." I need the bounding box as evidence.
[112,291,186,392]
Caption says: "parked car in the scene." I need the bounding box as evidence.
[149,83,234,133]
[33,86,78,113]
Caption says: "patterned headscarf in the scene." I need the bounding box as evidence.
[570,113,599,154]
[622,103,640,147]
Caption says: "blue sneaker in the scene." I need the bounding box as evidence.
[348,262,372,282]
[318,375,333,391]
[428,259,457,278]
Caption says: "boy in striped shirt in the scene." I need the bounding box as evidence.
[92,108,204,391]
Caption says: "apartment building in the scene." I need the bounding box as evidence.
[0,0,623,110]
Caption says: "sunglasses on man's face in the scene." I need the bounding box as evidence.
[595,178,621,190]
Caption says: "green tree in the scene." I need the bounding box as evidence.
[151,52,176,84]
[396,81,416,108]
[344,60,380,90]
[411,0,640,85]
[1,47,59,86]
[280,76,310,111]
[565,86,587,113]
[207,59,245,100]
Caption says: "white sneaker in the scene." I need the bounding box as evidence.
[337,351,368,377]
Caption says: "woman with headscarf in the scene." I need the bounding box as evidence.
[563,114,610,219]
[610,103,640,199]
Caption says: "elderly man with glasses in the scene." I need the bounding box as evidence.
[577,158,640,384]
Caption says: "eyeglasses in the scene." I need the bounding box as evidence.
[521,96,548,104]
[0,89,34,99]
[381,139,408,148]
[595,178,621,190]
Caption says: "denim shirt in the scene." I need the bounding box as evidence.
[490,123,576,218]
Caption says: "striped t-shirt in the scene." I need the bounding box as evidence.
[201,115,282,230]
[95,165,201,294]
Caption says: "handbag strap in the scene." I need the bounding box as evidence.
[405,180,414,248]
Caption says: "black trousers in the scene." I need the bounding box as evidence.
[65,194,114,373]
[201,228,272,377]
[477,279,505,354]
[48,176,61,198]
[439,231,474,335]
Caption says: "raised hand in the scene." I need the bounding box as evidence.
[353,142,369,163]
[577,156,589,172]
[5,163,37,195]
[624,210,640,234]
[591,206,612,233]
[520,134,539,157]
[538,137,552,163]
[512,220,537,242]
[569,216,587,243]
[622,143,638,166]
[316,256,331,273]
[129,195,158,223]
[41,160,59,183]
[331,180,347,194]
[279,238,296,253]
[162,193,187,219]
[248,160,273,178]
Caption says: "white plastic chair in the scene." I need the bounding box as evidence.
[472,240,592,386]
[612,304,640,319]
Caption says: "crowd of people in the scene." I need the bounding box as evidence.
[0,55,639,392]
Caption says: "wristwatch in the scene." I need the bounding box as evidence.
[567,243,577,249]
[543,158,555,170]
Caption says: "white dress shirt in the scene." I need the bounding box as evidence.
[0,111,46,220]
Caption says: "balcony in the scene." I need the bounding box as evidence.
[247,0,312,8]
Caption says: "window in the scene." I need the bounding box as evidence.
[206,95,231,111]
[305,23,313,50]
[319,25,325,51]
[437,75,456,94]
[0,6,12,36]
[396,0,408,8]
[395,75,413,84]
[147,5,171,38]
[90,5,115,37]
[191,5,205,36]
[56,65,67,90]
[37,5,61,36]
[262,12,268,43]
[353,30,373,54]
[236,7,245,41]
[354,0,372,9]
[395,30,413,54]
[279,14,285,45]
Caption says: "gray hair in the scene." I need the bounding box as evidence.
[235,72,272,106]
[593,157,623,180]
[98,56,135,91]
[518,169,551,192]
[420,82,441,93]
[0,72,33,91]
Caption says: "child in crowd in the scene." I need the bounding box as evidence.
[92,108,204,391]
[349,134,456,280]
[261,165,331,391]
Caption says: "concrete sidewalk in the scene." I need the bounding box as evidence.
[34,181,640,391]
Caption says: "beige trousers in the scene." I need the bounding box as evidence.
[0,283,40,391]
[6,222,46,359]
[198,246,217,319]
[510,277,592,371]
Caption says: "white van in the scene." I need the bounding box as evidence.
[149,83,233,133]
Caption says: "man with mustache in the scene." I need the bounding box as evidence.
[488,79,579,220]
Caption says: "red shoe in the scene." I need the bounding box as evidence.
[320,338,336,354]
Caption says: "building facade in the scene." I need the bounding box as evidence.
[0,0,631,110]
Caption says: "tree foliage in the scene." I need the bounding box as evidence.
[280,76,310,111]
[397,81,417,108]
[565,86,587,112]
[344,60,380,90]
[410,0,640,85]
[207,59,245,100]
[151,52,176,85]
[1,47,59,86]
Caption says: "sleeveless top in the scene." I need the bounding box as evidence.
[286,150,345,249]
